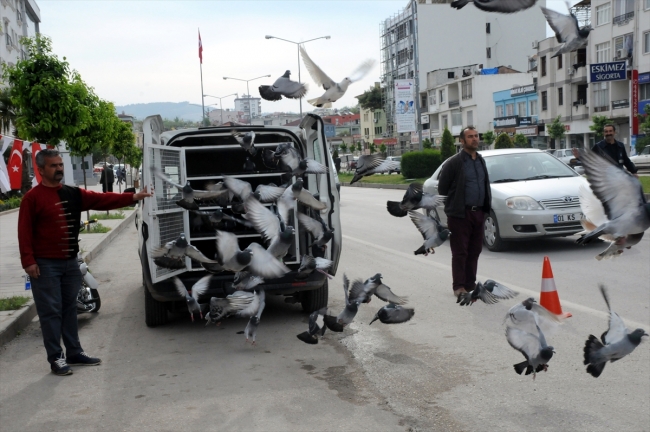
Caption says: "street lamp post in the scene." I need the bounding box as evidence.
[203,93,238,125]
[223,75,271,125]
[265,35,330,119]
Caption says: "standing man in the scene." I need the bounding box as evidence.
[572,124,637,176]
[99,164,114,192]
[437,127,491,299]
[18,149,153,376]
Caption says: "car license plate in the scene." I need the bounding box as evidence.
[553,213,583,223]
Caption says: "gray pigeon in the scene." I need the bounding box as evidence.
[324,274,360,331]
[409,211,451,256]
[244,289,265,345]
[504,297,564,335]
[259,70,308,101]
[541,6,592,58]
[296,255,333,280]
[189,208,252,230]
[387,182,446,217]
[274,144,328,177]
[281,178,327,213]
[451,0,537,13]
[348,273,408,305]
[506,320,555,380]
[151,233,219,269]
[232,271,264,291]
[243,157,256,172]
[576,149,650,246]
[210,289,263,321]
[458,279,519,306]
[298,213,334,250]
[172,275,211,322]
[369,303,415,325]
[244,197,295,260]
[232,130,257,155]
[300,45,375,108]
[153,168,228,211]
[297,307,328,344]
[583,285,648,378]
[211,230,290,278]
[350,154,400,184]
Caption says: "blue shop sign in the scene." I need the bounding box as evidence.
[639,72,650,84]
[589,61,627,83]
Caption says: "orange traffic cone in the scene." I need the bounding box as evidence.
[539,256,572,318]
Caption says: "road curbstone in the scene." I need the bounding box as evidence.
[343,183,409,190]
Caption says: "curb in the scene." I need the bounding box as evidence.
[343,183,410,190]
[0,207,20,216]
[0,210,136,347]
[0,300,38,347]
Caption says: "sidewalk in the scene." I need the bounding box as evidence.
[0,182,138,346]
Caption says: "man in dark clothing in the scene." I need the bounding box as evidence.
[437,127,491,299]
[99,164,114,192]
[18,150,153,376]
[572,124,637,176]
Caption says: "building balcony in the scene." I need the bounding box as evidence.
[612,99,629,109]
[449,100,460,108]
[613,11,634,25]
[594,105,609,113]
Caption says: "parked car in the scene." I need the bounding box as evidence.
[423,148,589,252]
[630,145,650,170]
[349,156,359,170]
[551,148,584,174]
[386,156,401,174]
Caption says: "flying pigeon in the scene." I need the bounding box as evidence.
[324,274,360,331]
[583,285,648,378]
[189,208,252,230]
[244,289,265,345]
[506,321,555,380]
[541,5,592,58]
[350,154,400,184]
[210,230,290,278]
[244,197,295,260]
[504,298,564,336]
[298,213,334,250]
[297,307,329,344]
[458,279,519,306]
[172,275,211,322]
[232,130,257,156]
[224,177,285,203]
[243,157,256,172]
[577,184,645,259]
[408,211,451,256]
[274,144,328,177]
[152,168,228,211]
[151,233,219,269]
[348,273,408,305]
[259,70,308,101]
[262,148,280,170]
[575,149,650,246]
[209,289,263,321]
[451,0,538,13]
[281,178,327,213]
[369,303,415,325]
[296,255,333,280]
[387,182,446,217]
[232,271,265,291]
[300,45,375,108]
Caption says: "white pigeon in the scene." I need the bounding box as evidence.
[541,5,592,58]
[259,70,308,101]
[173,275,211,322]
[451,0,538,13]
[243,197,295,260]
[151,233,219,269]
[211,230,290,278]
[300,45,375,108]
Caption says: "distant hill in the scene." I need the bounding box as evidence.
[114,102,204,122]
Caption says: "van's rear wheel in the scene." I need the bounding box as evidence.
[301,280,329,313]
[144,272,168,327]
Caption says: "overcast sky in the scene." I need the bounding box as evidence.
[38,0,574,116]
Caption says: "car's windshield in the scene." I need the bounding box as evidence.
[641,147,650,156]
[485,152,577,183]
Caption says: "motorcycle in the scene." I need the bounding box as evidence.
[77,219,101,314]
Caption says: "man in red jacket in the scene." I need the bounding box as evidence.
[18,149,153,376]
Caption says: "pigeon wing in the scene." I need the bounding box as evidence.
[299,45,336,90]
[506,326,541,362]
[382,305,415,324]
[255,184,286,203]
[296,189,327,210]
[305,158,329,174]
[314,257,333,270]
[259,85,283,102]
[184,244,218,263]
[280,151,300,171]
[600,285,627,345]
[348,278,367,303]
[579,184,608,227]
[172,277,189,297]
[215,231,240,264]
[298,213,325,239]
[153,167,184,189]
[245,243,290,279]
[374,283,408,305]
[151,241,173,258]
[540,6,579,44]
[276,192,295,226]
[190,274,213,301]
[408,211,439,240]
[419,193,446,209]
[356,154,385,173]
[472,0,537,13]
[224,176,253,201]
[484,279,519,299]
[368,159,401,175]
[275,77,308,99]
[342,274,351,305]
[348,59,376,83]
[244,197,281,243]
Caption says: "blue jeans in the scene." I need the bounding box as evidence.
[31,258,83,364]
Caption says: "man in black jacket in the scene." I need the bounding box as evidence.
[572,124,637,176]
[99,165,114,193]
[438,127,491,299]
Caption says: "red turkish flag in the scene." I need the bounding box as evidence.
[31,142,42,183]
[8,139,23,190]
[198,30,203,64]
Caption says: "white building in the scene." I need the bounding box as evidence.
[380,0,546,143]
[207,108,242,126]
[251,112,302,127]
[0,0,40,68]
[234,94,262,122]
[425,65,536,144]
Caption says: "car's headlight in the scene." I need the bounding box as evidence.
[505,196,543,210]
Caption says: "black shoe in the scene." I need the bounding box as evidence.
[67,351,102,366]
[51,357,73,376]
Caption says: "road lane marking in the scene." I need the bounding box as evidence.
[342,234,650,330]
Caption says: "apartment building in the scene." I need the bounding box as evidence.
[234,94,262,122]
[0,0,40,68]
[359,108,387,146]
[493,85,544,148]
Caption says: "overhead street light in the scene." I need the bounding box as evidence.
[203,93,238,125]
[265,35,331,119]
[222,75,271,124]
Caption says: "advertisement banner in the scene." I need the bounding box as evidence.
[589,61,627,83]
[395,80,416,133]
[411,131,419,145]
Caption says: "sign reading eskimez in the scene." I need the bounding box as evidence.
[589,61,627,83]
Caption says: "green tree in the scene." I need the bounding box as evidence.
[3,35,90,145]
[339,143,348,153]
[112,121,136,191]
[332,149,339,159]
[513,133,529,148]
[482,130,495,147]
[356,86,383,111]
[440,127,455,160]
[356,142,362,153]
[379,144,387,155]
[546,116,566,149]
[494,133,514,149]
[125,144,143,187]
[422,138,432,149]
[589,115,609,141]
[369,143,377,154]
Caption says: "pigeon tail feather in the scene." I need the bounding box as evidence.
[413,245,427,255]
[513,361,529,375]
[297,331,318,344]
[450,0,470,9]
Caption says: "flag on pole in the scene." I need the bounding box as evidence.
[31,142,43,184]
[0,136,12,193]
[8,139,23,190]
[198,30,203,64]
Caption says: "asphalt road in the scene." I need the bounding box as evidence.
[1,187,649,431]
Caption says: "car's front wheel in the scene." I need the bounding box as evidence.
[484,211,507,252]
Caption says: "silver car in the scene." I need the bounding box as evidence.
[423,149,590,251]
[630,145,650,170]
